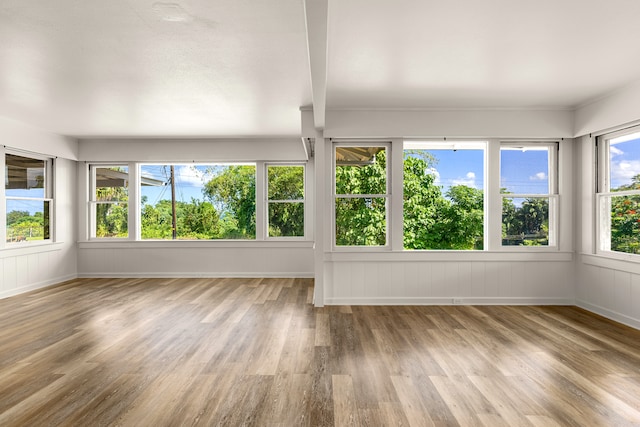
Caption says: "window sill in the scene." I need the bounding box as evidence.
[78,240,314,250]
[326,250,573,262]
[0,241,65,258]
[581,252,640,274]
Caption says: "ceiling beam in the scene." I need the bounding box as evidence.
[303,0,328,130]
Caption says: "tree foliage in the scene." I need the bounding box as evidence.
[609,174,640,254]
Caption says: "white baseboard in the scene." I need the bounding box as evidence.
[0,273,78,300]
[77,272,314,279]
[575,300,640,330]
[324,296,575,306]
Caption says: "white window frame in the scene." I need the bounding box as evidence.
[596,126,640,257]
[265,163,306,240]
[3,149,54,247]
[499,141,559,250]
[89,163,131,240]
[333,141,391,250]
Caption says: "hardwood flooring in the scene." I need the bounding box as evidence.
[1,277,640,426]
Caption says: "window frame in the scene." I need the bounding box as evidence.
[596,126,640,257]
[499,141,559,250]
[88,163,131,240]
[265,163,306,240]
[332,141,391,250]
[3,150,54,246]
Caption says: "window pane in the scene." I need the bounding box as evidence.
[502,197,549,246]
[6,199,50,242]
[268,165,304,200]
[140,164,255,240]
[96,202,128,238]
[335,197,386,246]
[268,202,304,237]
[403,148,484,250]
[602,194,640,254]
[609,132,640,192]
[95,166,129,201]
[5,154,45,198]
[335,147,387,195]
[500,147,550,194]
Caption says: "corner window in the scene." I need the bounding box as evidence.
[334,144,388,247]
[597,128,640,255]
[267,164,305,238]
[90,165,129,238]
[140,163,256,240]
[403,141,485,250]
[5,153,53,243]
[500,143,558,247]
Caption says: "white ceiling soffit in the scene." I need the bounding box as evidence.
[0,0,312,137]
[2,1,640,137]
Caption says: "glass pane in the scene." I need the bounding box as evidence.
[95,166,129,201]
[335,197,386,246]
[268,165,304,200]
[5,154,46,198]
[403,148,484,250]
[500,146,550,194]
[140,164,256,240]
[6,199,50,242]
[502,197,549,246]
[268,202,304,237]
[335,147,387,195]
[609,132,640,192]
[603,194,640,254]
[96,202,128,238]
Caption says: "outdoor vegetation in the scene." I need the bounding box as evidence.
[608,175,640,254]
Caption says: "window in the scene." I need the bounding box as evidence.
[5,153,53,243]
[597,128,640,255]
[334,144,388,247]
[500,143,557,247]
[140,163,256,240]
[90,165,129,238]
[403,141,485,250]
[267,164,304,237]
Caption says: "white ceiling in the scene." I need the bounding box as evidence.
[1,0,640,137]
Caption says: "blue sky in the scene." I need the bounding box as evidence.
[412,147,550,196]
[609,133,640,190]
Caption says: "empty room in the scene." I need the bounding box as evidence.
[1,0,640,425]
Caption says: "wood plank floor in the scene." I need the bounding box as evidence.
[1,278,640,426]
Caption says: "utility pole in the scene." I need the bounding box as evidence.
[170,165,177,240]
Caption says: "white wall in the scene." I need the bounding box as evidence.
[0,119,78,299]
[302,108,574,138]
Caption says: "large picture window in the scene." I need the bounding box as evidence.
[403,141,485,250]
[500,143,558,247]
[140,163,256,240]
[267,164,304,238]
[334,144,388,247]
[5,153,53,243]
[597,128,640,255]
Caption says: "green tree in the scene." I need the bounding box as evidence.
[203,165,256,239]
[609,174,640,253]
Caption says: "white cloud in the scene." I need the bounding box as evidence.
[426,167,441,185]
[611,160,640,183]
[610,146,624,157]
[529,172,547,181]
[451,171,476,187]
[175,166,213,187]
